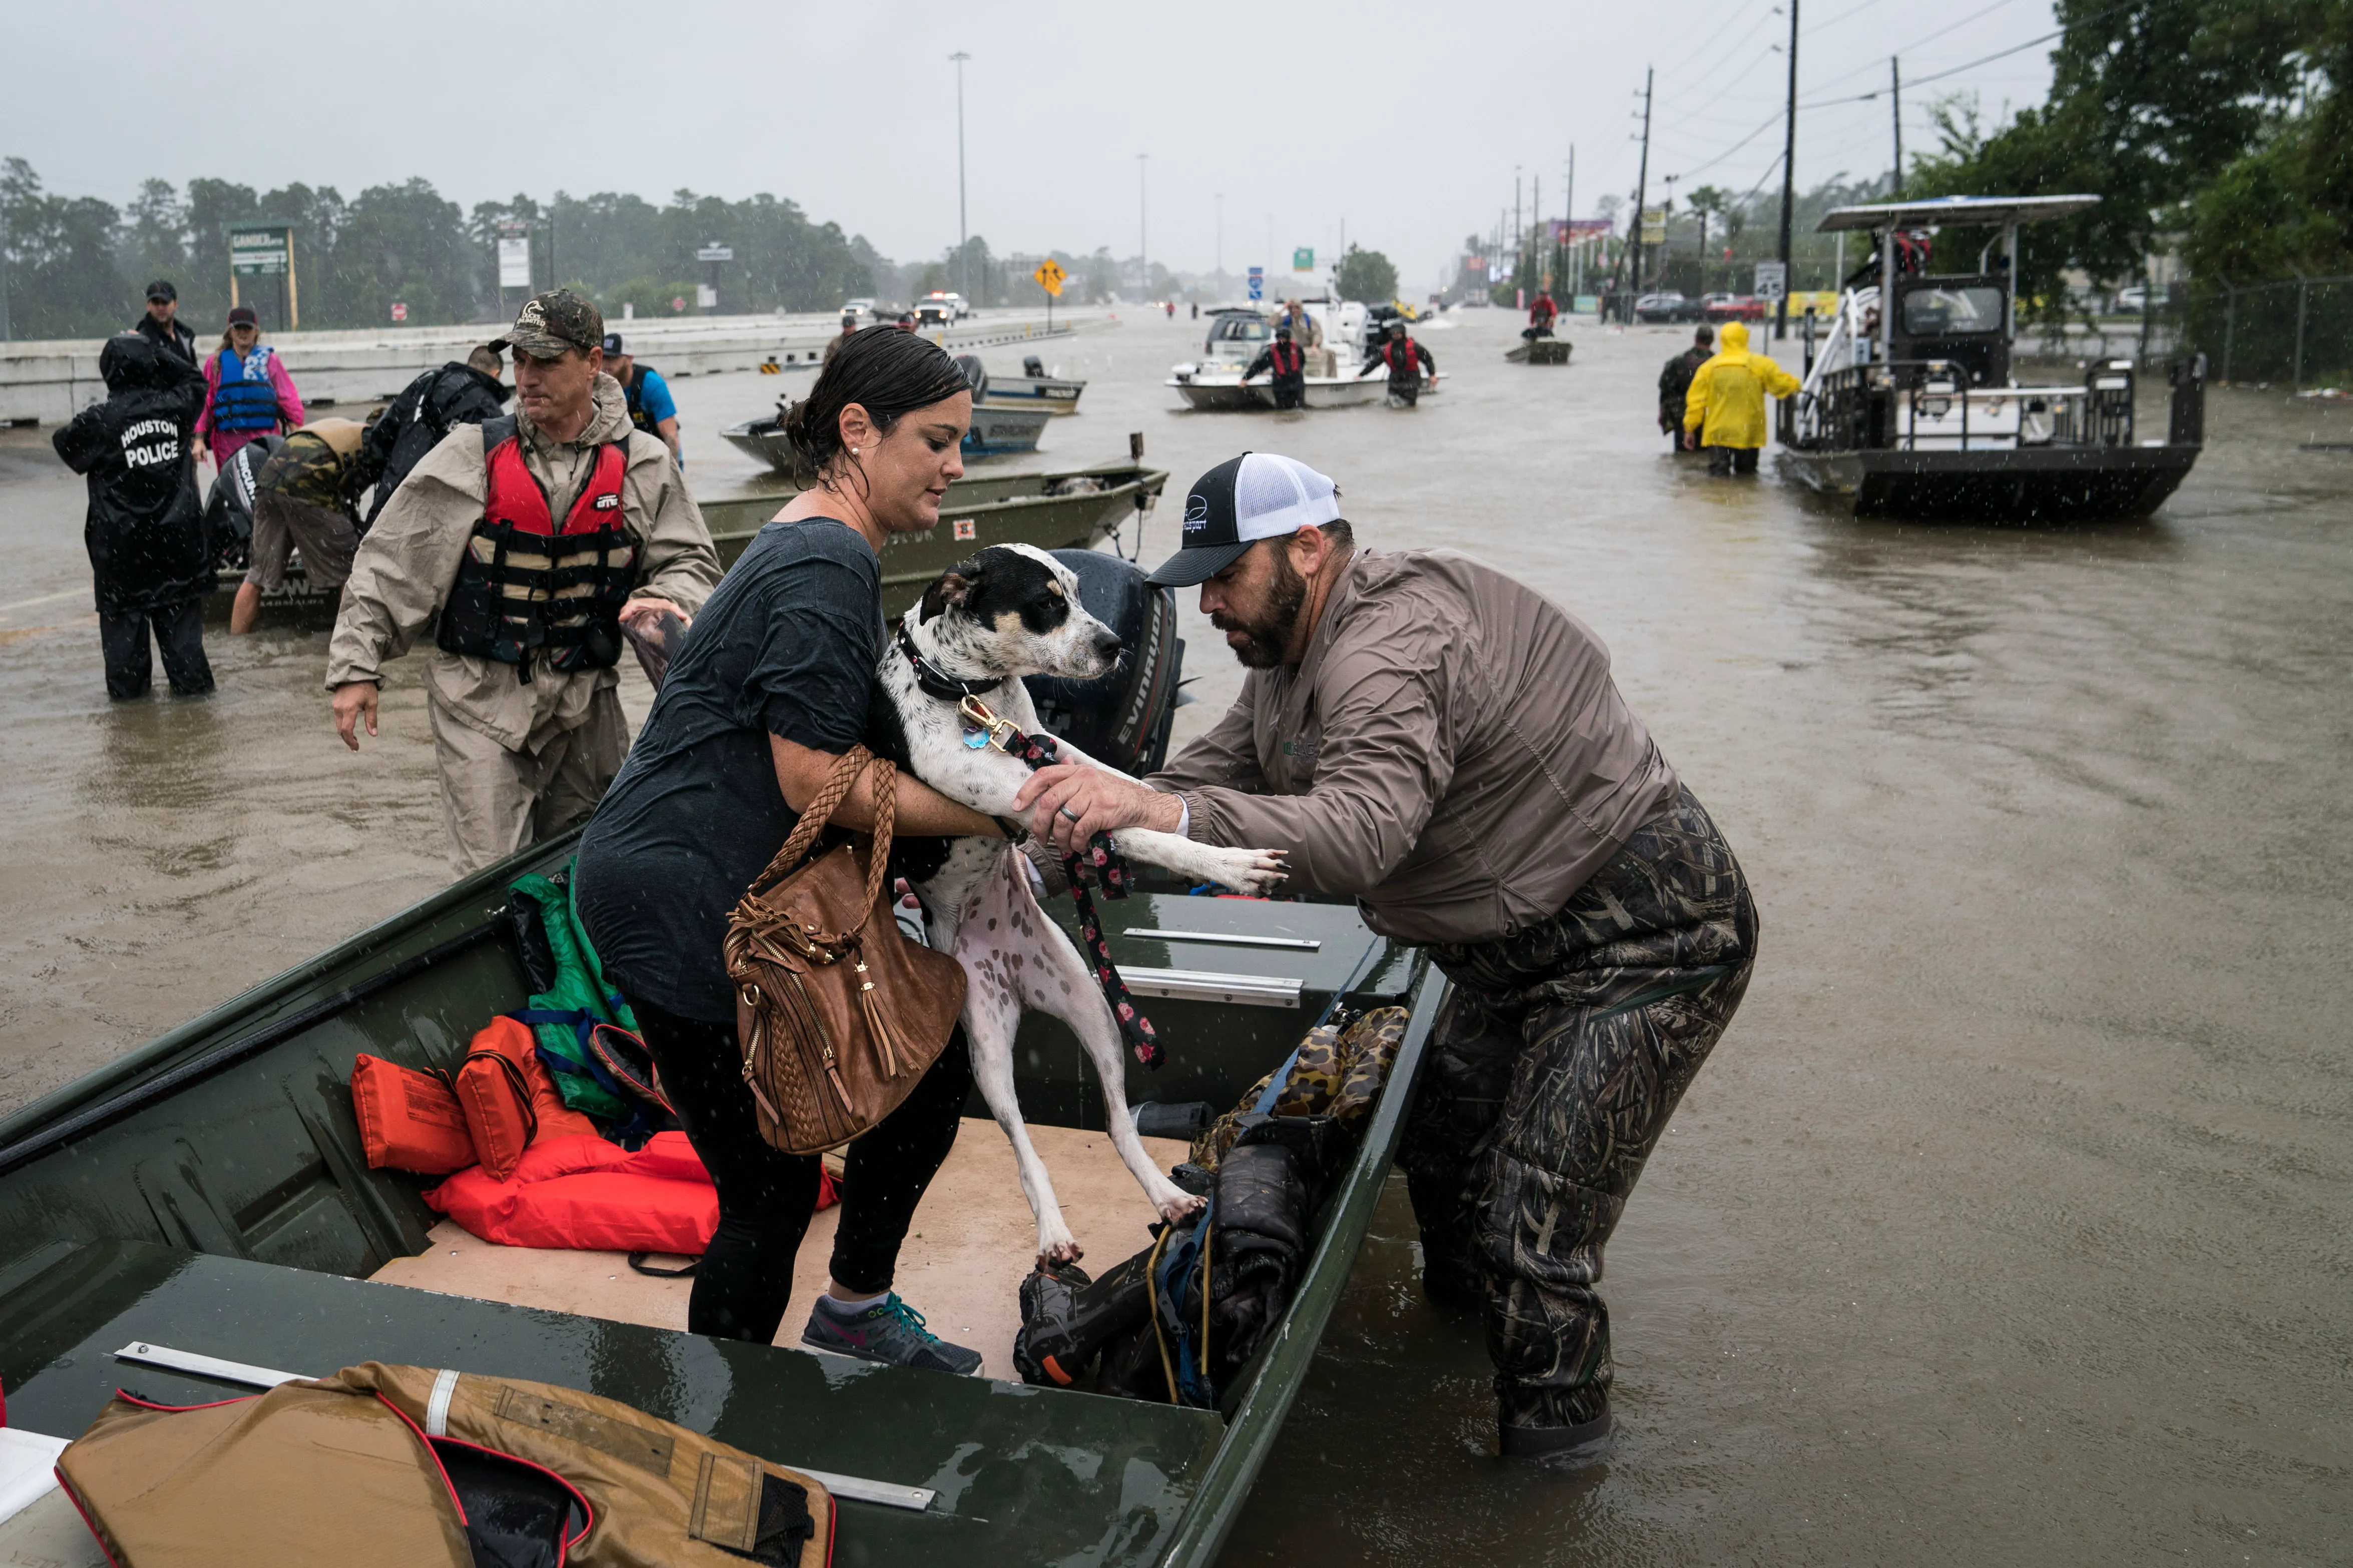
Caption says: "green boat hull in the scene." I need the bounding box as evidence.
[0,830,1440,1567]
[212,462,1168,629]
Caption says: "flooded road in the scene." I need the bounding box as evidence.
[4,309,2348,1561]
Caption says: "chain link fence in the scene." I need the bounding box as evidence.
[2183,277,2353,391]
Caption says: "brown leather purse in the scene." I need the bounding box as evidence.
[722,746,966,1155]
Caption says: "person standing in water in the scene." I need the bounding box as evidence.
[53,334,215,699]
[1681,321,1798,475]
[1657,325,1714,449]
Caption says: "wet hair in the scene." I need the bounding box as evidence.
[781,326,970,490]
[1695,324,1715,344]
[468,344,504,376]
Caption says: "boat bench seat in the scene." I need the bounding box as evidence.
[0,1238,1223,1561]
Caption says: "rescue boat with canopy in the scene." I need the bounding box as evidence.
[1776,195,2206,521]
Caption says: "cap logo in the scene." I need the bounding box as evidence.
[1183,494,1210,532]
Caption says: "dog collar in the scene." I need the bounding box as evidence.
[896,620,1003,703]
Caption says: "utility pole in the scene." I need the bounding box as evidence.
[1775,0,1799,339]
[1565,145,1576,300]
[950,53,971,304]
[1889,57,1904,198]
[1136,154,1149,297]
[1632,66,1655,297]
[0,198,11,341]
[1215,192,1223,280]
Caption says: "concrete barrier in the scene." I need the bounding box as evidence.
[0,308,1116,424]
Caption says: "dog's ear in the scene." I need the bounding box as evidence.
[920,555,989,623]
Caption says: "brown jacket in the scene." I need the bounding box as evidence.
[326,375,720,752]
[1151,548,1679,945]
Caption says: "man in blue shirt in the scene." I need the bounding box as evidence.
[602,333,681,465]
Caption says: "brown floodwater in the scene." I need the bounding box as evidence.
[3,310,2347,1563]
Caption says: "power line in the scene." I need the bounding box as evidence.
[1805,0,2024,96]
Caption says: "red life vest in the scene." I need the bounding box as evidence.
[1269,339,1305,377]
[436,416,636,679]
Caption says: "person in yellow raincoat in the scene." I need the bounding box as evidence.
[1681,320,1799,475]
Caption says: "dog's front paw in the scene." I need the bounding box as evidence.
[1155,1189,1208,1224]
[1036,1233,1085,1268]
[1202,845,1287,897]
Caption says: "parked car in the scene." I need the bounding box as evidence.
[1701,293,1767,322]
[2110,286,2171,314]
[1634,291,1703,324]
[841,297,879,325]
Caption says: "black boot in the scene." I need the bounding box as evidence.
[1498,1382,1614,1465]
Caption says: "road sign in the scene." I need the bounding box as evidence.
[1753,261,1788,300]
[497,237,531,288]
[696,284,718,309]
[1640,208,1666,244]
[389,302,408,323]
[1247,265,1264,302]
[229,226,291,276]
[671,296,687,313]
[1292,247,1314,271]
[1033,259,1066,296]
[695,245,734,262]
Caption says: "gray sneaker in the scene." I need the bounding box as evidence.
[800,1294,984,1376]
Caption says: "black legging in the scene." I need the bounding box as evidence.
[632,997,971,1343]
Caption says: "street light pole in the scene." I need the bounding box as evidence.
[1137,154,1149,298]
[1215,192,1223,281]
[950,52,971,305]
[1775,0,1799,339]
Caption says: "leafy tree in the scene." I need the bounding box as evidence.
[2,158,132,338]
[1334,243,1398,304]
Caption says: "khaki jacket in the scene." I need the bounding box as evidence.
[326,375,720,753]
[1151,549,1680,945]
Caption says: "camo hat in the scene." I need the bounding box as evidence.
[493,289,604,360]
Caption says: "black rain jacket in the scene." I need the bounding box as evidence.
[360,361,510,528]
[54,334,214,614]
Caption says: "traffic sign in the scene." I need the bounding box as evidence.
[497,237,531,288]
[1753,261,1788,301]
[389,302,408,322]
[1033,259,1066,297]
[1247,265,1264,302]
[1292,247,1314,271]
[695,245,734,262]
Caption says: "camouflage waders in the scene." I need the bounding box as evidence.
[1402,783,1758,1438]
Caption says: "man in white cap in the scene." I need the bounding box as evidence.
[1011,450,1759,1466]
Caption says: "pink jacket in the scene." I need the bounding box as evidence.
[194,345,306,464]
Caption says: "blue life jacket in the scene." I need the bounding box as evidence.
[209,348,283,433]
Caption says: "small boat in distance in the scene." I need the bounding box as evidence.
[1168,306,1384,410]
[721,394,1050,470]
[980,354,1087,414]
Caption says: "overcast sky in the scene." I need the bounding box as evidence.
[8,0,2060,290]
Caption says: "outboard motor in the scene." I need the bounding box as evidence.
[1023,355,1047,377]
[954,353,989,401]
[1025,549,1182,775]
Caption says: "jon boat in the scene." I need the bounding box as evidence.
[0,833,1446,1566]
[974,358,1088,414]
[720,401,1051,468]
[1505,337,1573,365]
[1777,195,2205,521]
[216,463,1168,628]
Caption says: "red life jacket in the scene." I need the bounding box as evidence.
[1269,339,1305,377]
[435,416,636,679]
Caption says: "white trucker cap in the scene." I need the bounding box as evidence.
[1146,452,1341,588]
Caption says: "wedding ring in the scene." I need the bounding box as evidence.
[1060,805,1084,823]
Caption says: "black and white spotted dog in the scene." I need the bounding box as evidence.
[871,544,1284,1265]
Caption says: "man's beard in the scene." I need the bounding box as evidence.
[1211,546,1307,670]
